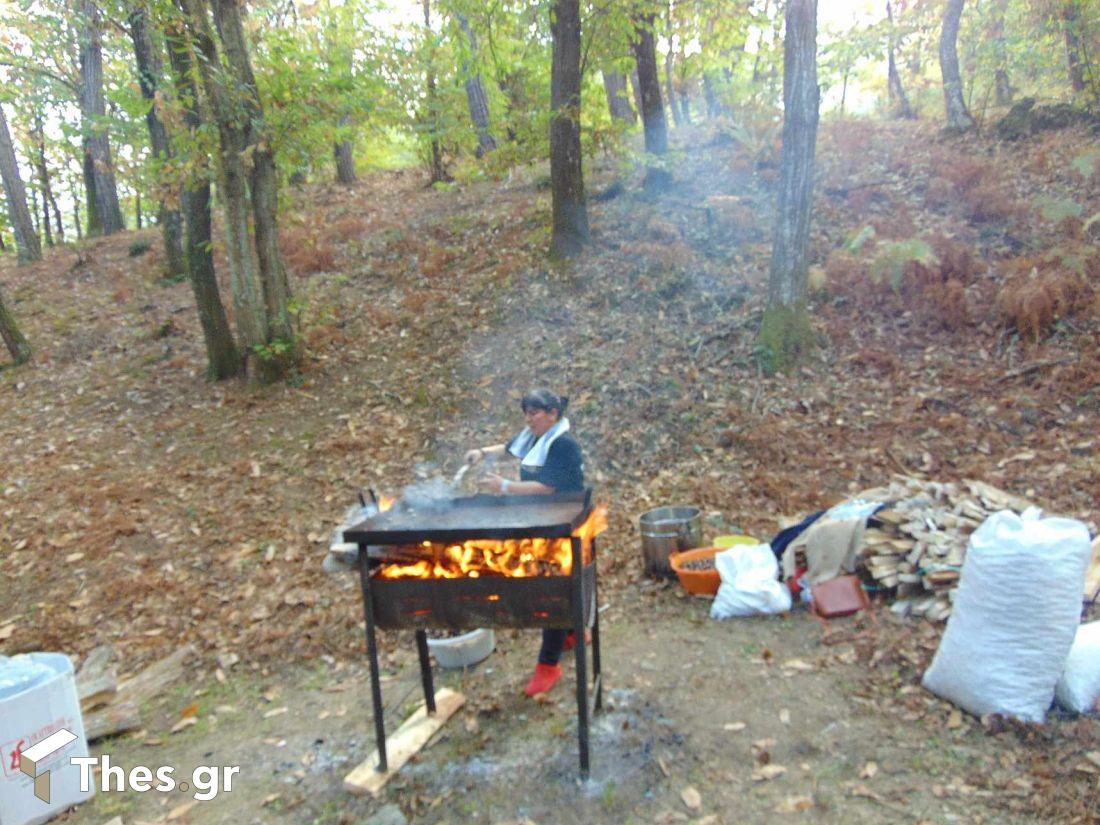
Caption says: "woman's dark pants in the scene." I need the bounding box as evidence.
[538,629,568,665]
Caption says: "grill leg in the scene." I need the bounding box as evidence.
[591,537,602,712]
[572,536,590,779]
[415,630,436,714]
[357,550,387,773]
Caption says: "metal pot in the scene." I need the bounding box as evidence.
[639,505,704,579]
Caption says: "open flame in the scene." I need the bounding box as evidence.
[376,506,608,580]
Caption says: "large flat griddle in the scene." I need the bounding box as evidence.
[343,488,593,544]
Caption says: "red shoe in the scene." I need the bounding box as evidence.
[563,629,592,651]
[524,662,563,697]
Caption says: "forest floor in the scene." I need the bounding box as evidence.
[1,117,1099,824]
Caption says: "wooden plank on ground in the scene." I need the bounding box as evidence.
[344,688,465,797]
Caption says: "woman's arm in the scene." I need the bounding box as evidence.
[465,443,508,465]
[481,475,554,496]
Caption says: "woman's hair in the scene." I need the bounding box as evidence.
[521,388,569,416]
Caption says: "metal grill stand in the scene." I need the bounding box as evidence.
[348,492,603,779]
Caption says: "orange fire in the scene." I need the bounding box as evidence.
[376,506,608,580]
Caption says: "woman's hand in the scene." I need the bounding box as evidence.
[478,473,507,494]
[464,447,484,466]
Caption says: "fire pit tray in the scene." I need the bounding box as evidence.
[344,489,592,544]
[370,563,596,630]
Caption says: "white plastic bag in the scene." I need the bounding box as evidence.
[1055,621,1100,714]
[711,544,792,619]
[921,509,1091,723]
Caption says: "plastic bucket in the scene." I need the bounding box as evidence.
[639,506,703,578]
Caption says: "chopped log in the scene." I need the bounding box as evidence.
[76,645,118,711]
[344,688,465,797]
[116,644,194,705]
[78,645,195,742]
[83,700,141,742]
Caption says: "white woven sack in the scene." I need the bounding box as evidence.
[921,509,1091,723]
[1055,621,1100,714]
[711,544,792,619]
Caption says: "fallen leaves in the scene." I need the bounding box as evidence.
[774,795,814,813]
[752,764,787,781]
[680,785,701,810]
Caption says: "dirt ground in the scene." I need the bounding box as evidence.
[57,581,1063,825]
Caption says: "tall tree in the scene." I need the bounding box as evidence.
[761,0,819,372]
[0,104,42,263]
[886,1,914,118]
[163,19,239,380]
[991,0,1012,105]
[664,2,683,127]
[602,69,636,122]
[632,13,670,190]
[78,0,125,235]
[0,282,31,364]
[129,3,186,280]
[939,0,975,131]
[549,0,587,257]
[209,0,296,360]
[181,0,268,372]
[31,112,64,245]
[421,0,449,183]
[1061,1,1087,94]
[457,15,497,157]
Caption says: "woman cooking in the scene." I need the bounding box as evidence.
[465,388,585,696]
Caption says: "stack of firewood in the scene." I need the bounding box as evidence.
[853,477,1033,621]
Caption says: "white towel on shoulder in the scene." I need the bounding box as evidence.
[508,418,570,470]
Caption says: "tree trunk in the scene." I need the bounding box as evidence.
[549,0,588,258]
[458,15,497,157]
[70,176,83,241]
[129,4,187,280]
[602,70,636,123]
[939,0,975,131]
[632,15,670,190]
[762,0,819,372]
[164,19,240,380]
[886,1,915,118]
[182,0,267,373]
[30,115,59,247]
[0,282,31,364]
[30,188,40,237]
[629,69,645,118]
[333,134,357,184]
[209,0,295,357]
[663,3,682,129]
[422,0,448,184]
[702,72,719,118]
[1062,1,1087,94]
[0,104,42,263]
[135,190,142,228]
[81,150,101,236]
[990,0,1011,105]
[79,0,125,235]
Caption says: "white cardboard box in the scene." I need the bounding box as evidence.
[0,653,94,825]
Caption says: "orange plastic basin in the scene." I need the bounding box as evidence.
[670,547,722,596]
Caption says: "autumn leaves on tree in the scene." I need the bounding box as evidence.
[0,1,1096,371]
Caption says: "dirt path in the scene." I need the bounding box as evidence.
[60,585,1040,825]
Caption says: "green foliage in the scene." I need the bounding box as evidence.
[1071,149,1100,179]
[869,239,938,292]
[1036,196,1083,223]
[845,225,876,253]
[128,240,152,257]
